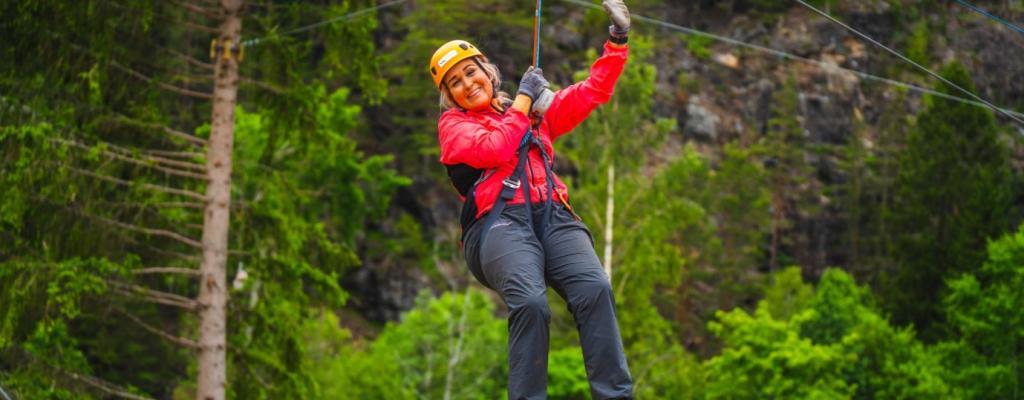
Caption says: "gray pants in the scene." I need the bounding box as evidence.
[464,203,633,400]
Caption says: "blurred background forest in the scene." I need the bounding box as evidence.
[3,0,1024,398]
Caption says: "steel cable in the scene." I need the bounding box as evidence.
[793,0,1024,126]
[560,0,1024,122]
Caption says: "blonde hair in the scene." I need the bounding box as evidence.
[439,56,512,111]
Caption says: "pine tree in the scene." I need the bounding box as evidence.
[834,97,908,288]
[758,75,817,272]
[885,62,1016,340]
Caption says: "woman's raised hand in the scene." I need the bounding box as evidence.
[517,66,550,104]
[603,0,630,37]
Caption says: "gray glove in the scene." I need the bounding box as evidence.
[603,0,630,37]
[531,88,554,117]
[517,66,550,103]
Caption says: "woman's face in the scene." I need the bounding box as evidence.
[443,58,493,111]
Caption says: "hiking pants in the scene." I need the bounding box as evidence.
[464,203,633,400]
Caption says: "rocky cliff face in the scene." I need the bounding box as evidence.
[343,1,1024,327]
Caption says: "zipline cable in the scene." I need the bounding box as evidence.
[239,0,1024,123]
[953,0,1024,37]
[533,0,544,67]
[793,0,1024,126]
[560,0,1024,121]
[242,0,408,47]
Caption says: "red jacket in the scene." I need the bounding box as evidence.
[438,41,629,219]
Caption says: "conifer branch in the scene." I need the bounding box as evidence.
[78,211,202,249]
[67,167,207,202]
[168,48,214,70]
[63,370,155,400]
[5,345,155,399]
[55,139,208,180]
[241,77,287,95]
[142,149,205,159]
[184,21,220,34]
[108,280,199,311]
[136,242,201,262]
[60,137,207,172]
[172,0,221,18]
[133,267,202,276]
[114,307,201,349]
[109,60,213,100]
[107,114,208,146]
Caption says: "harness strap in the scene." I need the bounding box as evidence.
[477,129,534,247]
[474,127,559,248]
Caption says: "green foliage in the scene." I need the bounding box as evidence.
[759,74,819,271]
[2,2,407,395]
[906,21,930,65]
[0,258,140,399]
[833,107,908,287]
[706,306,855,399]
[762,266,814,321]
[300,310,412,400]
[885,62,1016,339]
[706,268,954,399]
[220,92,408,398]
[548,346,589,399]
[940,224,1024,398]
[745,0,832,22]
[356,289,507,399]
[798,269,868,345]
[685,35,714,60]
[4,1,1023,398]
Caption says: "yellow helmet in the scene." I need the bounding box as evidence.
[429,40,483,88]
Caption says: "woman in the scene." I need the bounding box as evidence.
[430,1,633,399]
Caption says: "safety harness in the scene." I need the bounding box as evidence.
[452,125,558,247]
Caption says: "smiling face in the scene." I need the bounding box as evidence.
[443,58,494,111]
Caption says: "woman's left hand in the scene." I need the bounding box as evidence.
[603,0,630,37]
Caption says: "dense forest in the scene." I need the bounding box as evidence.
[2,0,1024,398]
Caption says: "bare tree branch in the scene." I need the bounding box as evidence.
[67,167,207,202]
[139,243,201,262]
[104,114,208,147]
[103,201,205,209]
[56,137,207,172]
[172,0,221,18]
[5,345,156,399]
[142,149,205,159]
[114,307,200,349]
[76,211,202,248]
[168,73,213,87]
[133,267,202,276]
[240,77,287,95]
[108,280,199,311]
[168,48,214,70]
[55,139,208,180]
[109,60,213,100]
[184,20,220,34]
[63,370,155,400]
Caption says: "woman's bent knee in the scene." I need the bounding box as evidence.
[508,292,551,322]
[568,279,614,313]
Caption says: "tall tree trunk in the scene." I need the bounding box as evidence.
[197,1,243,399]
[604,164,615,283]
